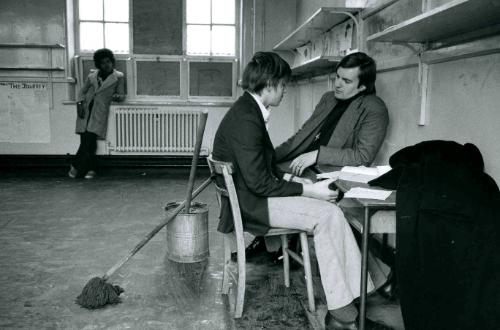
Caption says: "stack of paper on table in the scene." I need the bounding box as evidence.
[317,165,391,183]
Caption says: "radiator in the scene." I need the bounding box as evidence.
[113,107,203,153]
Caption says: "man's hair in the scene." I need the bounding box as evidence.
[93,48,116,68]
[241,52,291,94]
[336,52,377,94]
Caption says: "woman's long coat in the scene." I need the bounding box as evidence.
[75,69,125,139]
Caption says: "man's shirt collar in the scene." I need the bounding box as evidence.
[249,92,270,130]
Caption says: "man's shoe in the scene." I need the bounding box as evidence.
[325,313,357,330]
[68,166,78,179]
[377,271,397,301]
[362,317,393,330]
[84,170,96,179]
[230,237,266,262]
[325,313,394,330]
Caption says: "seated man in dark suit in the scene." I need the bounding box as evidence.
[262,53,392,291]
[212,51,392,330]
[276,52,389,178]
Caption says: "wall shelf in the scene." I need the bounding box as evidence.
[0,66,65,71]
[291,55,341,79]
[0,43,65,49]
[273,7,361,51]
[367,0,500,43]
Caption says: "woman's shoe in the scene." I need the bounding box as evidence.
[68,166,78,179]
[84,170,96,179]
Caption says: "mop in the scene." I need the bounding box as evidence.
[76,111,210,309]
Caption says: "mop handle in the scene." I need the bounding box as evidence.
[184,111,208,213]
[103,177,213,280]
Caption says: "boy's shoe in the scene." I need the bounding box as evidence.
[84,171,96,179]
[68,166,78,179]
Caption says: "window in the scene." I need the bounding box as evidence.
[189,61,233,97]
[79,0,129,54]
[186,0,236,56]
[136,60,181,97]
[74,0,238,101]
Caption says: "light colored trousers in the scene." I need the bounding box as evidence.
[267,196,375,310]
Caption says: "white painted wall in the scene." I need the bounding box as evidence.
[263,0,500,184]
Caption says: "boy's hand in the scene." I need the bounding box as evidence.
[302,178,338,202]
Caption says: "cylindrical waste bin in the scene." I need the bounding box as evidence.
[165,201,209,263]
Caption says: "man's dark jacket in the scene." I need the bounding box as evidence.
[212,92,303,235]
[370,140,500,330]
[275,92,389,167]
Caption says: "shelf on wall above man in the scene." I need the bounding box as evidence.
[273,7,362,51]
[291,55,341,80]
[367,0,500,43]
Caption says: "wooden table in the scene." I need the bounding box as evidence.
[317,165,396,330]
[334,179,395,330]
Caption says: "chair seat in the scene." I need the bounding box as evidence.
[266,228,309,236]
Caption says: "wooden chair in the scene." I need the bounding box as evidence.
[207,155,316,318]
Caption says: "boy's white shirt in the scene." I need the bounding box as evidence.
[249,92,270,131]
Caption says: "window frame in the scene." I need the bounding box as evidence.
[132,55,184,101]
[73,0,240,103]
[75,0,133,55]
[184,0,239,57]
[186,56,238,102]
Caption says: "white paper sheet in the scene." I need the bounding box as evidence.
[0,82,50,143]
[344,187,392,200]
[317,165,392,183]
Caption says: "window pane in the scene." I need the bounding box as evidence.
[189,62,233,97]
[79,0,103,20]
[105,23,129,53]
[186,0,210,24]
[212,25,235,56]
[80,22,104,52]
[136,61,180,96]
[212,0,235,24]
[187,25,211,55]
[104,0,128,22]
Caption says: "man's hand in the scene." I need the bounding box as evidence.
[290,150,318,176]
[302,178,338,202]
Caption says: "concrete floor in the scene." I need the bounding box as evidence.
[0,168,230,330]
[0,167,404,330]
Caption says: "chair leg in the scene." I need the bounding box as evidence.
[234,249,246,318]
[222,235,231,295]
[281,234,290,287]
[300,232,316,312]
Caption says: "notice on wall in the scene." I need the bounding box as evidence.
[0,82,50,143]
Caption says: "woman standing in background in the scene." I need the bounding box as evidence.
[69,48,125,179]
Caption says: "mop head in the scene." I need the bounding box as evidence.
[76,277,124,309]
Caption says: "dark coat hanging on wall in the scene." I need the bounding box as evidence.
[370,140,500,330]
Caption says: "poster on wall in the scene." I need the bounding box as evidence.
[0,82,50,143]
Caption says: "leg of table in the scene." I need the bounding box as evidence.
[359,207,371,330]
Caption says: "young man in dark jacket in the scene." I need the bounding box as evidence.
[213,52,392,330]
